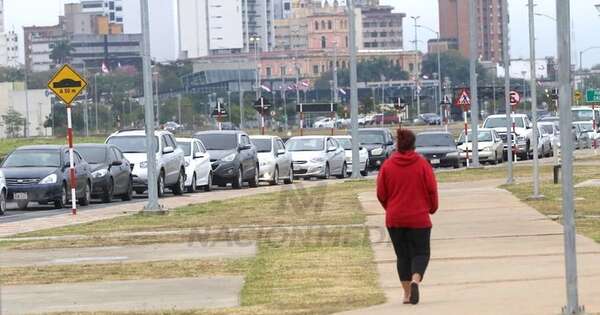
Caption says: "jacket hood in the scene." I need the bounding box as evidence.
[388,151,421,166]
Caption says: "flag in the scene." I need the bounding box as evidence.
[101,62,109,73]
[287,83,296,91]
[300,80,310,87]
[338,88,347,95]
[260,84,272,93]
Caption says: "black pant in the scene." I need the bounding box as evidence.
[387,227,431,282]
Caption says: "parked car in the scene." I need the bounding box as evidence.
[573,123,592,149]
[313,117,337,129]
[0,170,6,215]
[415,132,461,168]
[1,145,93,210]
[574,122,598,146]
[539,122,560,150]
[419,113,442,125]
[286,136,346,179]
[163,121,184,133]
[250,135,293,185]
[106,130,186,197]
[75,144,133,203]
[193,130,259,189]
[482,114,533,160]
[357,128,395,169]
[371,113,400,125]
[452,129,503,165]
[534,126,553,158]
[176,138,213,193]
[333,136,369,176]
[221,122,240,130]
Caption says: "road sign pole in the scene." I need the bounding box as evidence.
[593,104,597,153]
[528,0,542,199]
[66,106,77,215]
[348,0,361,178]
[464,110,469,168]
[512,112,517,162]
[468,0,480,168]
[331,103,335,136]
[502,0,513,184]
[261,97,265,135]
[218,102,222,131]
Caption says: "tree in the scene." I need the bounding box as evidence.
[421,50,487,86]
[0,67,24,82]
[50,40,74,65]
[2,108,26,137]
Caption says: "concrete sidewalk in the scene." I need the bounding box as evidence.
[338,179,600,315]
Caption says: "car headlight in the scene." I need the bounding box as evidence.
[311,156,326,163]
[371,148,384,156]
[483,146,492,152]
[221,153,236,162]
[92,169,108,178]
[39,173,57,184]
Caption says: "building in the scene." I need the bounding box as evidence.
[0,29,18,67]
[0,82,53,138]
[361,5,404,49]
[23,24,66,72]
[80,0,124,24]
[69,33,143,70]
[274,0,293,19]
[62,2,123,35]
[427,38,458,54]
[438,0,504,63]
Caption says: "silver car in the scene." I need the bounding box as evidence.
[333,136,369,176]
[286,136,347,179]
[250,135,293,185]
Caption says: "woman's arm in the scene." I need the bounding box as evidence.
[424,162,439,214]
[376,164,388,209]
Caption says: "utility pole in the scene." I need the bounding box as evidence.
[333,41,339,103]
[140,0,161,212]
[502,0,513,184]
[469,0,480,167]
[411,16,421,117]
[177,94,182,124]
[94,73,99,134]
[238,61,244,129]
[557,1,582,314]
[24,69,30,137]
[348,0,360,178]
[529,0,542,199]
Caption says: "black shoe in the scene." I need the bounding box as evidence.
[410,282,420,305]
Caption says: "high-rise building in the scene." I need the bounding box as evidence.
[0,0,19,67]
[80,0,124,24]
[61,3,123,35]
[274,0,293,19]
[361,5,405,50]
[23,24,66,72]
[438,0,504,63]
[0,0,4,34]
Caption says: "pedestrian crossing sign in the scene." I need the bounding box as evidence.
[455,89,471,110]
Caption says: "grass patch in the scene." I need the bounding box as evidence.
[16,180,375,239]
[436,164,600,183]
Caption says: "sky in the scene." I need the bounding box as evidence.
[4,0,600,67]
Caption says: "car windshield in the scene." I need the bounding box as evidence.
[107,136,159,153]
[286,138,324,151]
[540,125,554,135]
[251,139,272,153]
[577,123,594,131]
[77,147,107,164]
[335,138,353,150]
[358,131,385,144]
[2,150,61,167]
[459,131,493,143]
[484,117,525,128]
[416,134,455,147]
[176,142,191,156]
[572,109,594,122]
[195,134,238,150]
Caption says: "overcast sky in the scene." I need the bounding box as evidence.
[5,0,600,67]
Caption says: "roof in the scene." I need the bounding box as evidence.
[175,137,197,142]
[417,131,452,136]
[194,130,245,135]
[332,135,352,139]
[16,145,67,151]
[358,128,389,132]
[249,135,278,140]
[75,143,111,148]
[108,129,173,137]
[487,114,527,118]
[287,136,328,140]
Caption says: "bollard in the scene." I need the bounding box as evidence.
[553,165,561,184]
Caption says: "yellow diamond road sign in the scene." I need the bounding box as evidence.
[47,64,88,106]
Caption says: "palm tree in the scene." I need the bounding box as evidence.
[50,40,74,66]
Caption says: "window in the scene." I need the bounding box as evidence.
[321,36,327,48]
[315,21,319,30]
[328,20,332,30]
[321,21,326,29]
[266,67,272,77]
[108,148,118,162]
[280,66,286,76]
[321,65,325,73]
[313,65,319,74]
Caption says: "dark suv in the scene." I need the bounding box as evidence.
[193,131,259,189]
[357,128,395,169]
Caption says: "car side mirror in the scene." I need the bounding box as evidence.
[327,146,336,152]
[111,160,123,166]
[456,141,463,146]
[239,144,251,151]
[194,151,205,159]
[163,146,174,154]
[387,141,394,146]
[276,149,286,155]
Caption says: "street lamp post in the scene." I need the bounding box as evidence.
[468,0,480,167]
[417,24,443,132]
[579,46,600,71]
[250,35,261,99]
[502,0,514,184]
[348,0,360,178]
[528,0,542,199]
[411,16,421,117]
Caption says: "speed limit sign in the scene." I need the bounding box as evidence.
[509,91,521,107]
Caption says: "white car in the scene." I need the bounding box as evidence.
[482,114,533,160]
[313,117,336,129]
[176,138,212,192]
[574,121,598,143]
[0,170,6,215]
[250,135,293,185]
[333,136,369,176]
[106,130,186,197]
[286,136,346,179]
[453,129,504,164]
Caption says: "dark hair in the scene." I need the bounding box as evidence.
[396,128,415,152]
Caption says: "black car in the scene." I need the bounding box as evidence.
[76,144,133,203]
[415,132,461,168]
[193,130,259,189]
[357,128,395,169]
[1,145,93,210]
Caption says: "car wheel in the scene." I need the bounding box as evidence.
[249,164,259,188]
[17,200,28,210]
[204,172,213,192]
[172,169,185,195]
[134,188,145,195]
[79,181,91,206]
[0,189,6,215]
[157,171,165,197]
[492,153,498,165]
[187,174,196,193]
[232,168,243,189]
[270,167,279,186]
[101,178,114,203]
[54,184,67,209]
[453,161,460,169]
[321,163,330,180]
[121,178,133,201]
[336,163,347,179]
[283,166,293,184]
[360,160,369,176]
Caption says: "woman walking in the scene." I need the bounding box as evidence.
[376,128,439,305]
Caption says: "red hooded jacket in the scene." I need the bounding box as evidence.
[376,151,439,228]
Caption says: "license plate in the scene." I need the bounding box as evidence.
[431,159,441,165]
[14,192,28,200]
